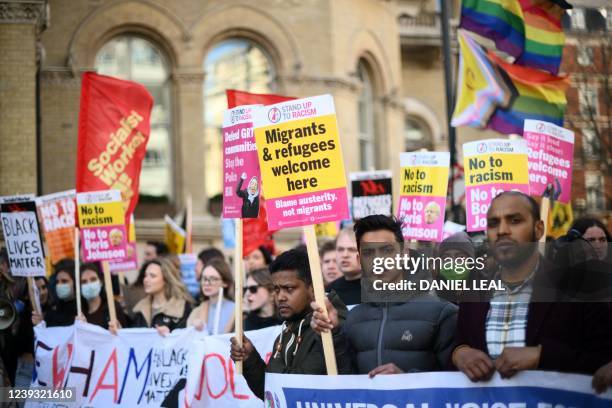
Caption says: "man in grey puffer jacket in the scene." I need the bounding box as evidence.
[312,215,457,376]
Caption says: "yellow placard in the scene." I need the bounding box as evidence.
[254,114,346,198]
[400,166,449,197]
[464,153,529,187]
[77,201,124,227]
[315,221,339,239]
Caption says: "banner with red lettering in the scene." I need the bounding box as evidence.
[76,72,153,223]
[28,322,279,408]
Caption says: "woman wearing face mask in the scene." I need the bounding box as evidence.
[132,258,193,335]
[78,263,129,330]
[187,258,235,334]
[243,268,279,331]
[32,259,77,327]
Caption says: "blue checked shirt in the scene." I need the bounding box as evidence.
[485,263,538,359]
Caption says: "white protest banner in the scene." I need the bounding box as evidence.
[350,170,393,220]
[265,371,612,408]
[35,190,77,264]
[184,325,280,408]
[0,196,46,276]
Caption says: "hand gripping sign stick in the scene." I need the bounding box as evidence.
[234,219,244,374]
[304,224,338,375]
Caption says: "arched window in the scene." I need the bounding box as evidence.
[203,39,276,200]
[404,116,431,151]
[356,60,376,170]
[95,36,173,199]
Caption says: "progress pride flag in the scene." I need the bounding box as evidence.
[76,72,153,222]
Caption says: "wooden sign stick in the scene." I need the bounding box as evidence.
[304,224,338,375]
[101,260,117,322]
[27,277,41,316]
[234,219,244,375]
[75,227,82,316]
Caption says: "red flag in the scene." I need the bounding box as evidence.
[226,90,294,256]
[76,72,154,223]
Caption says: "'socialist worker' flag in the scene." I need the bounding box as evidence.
[463,139,530,232]
[253,95,350,229]
[397,152,450,242]
[76,72,154,223]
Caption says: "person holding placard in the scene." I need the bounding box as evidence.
[230,249,352,400]
[78,262,128,330]
[187,258,235,334]
[311,215,457,376]
[452,192,612,381]
[32,259,77,327]
[132,258,193,335]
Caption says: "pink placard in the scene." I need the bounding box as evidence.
[398,195,447,242]
[524,120,574,204]
[266,187,349,230]
[80,224,127,262]
[465,183,530,232]
[222,105,262,219]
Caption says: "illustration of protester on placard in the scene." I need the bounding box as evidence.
[236,172,260,218]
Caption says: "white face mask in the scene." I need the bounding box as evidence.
[55,283,73,300]
[81,281,102,300]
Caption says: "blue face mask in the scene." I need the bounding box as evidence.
[81,281,102,300]
[55,283,73,300]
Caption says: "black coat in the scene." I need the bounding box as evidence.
[131,297,191,331]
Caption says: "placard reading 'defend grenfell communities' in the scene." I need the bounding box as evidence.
[222,104,262,219]
[0,195,46,277]
[77,190,127,262]
[397,152,449,242]
[463,139,530,232]
[252,95,349,229]
[523,119,574,204]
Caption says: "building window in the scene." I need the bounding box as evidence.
[579,86,599,117]
[570,8,586,30]
[404,116,430,151]
[357,60,376,170]
[582,128,601,160]
[203,39,275,200]
[95,36,172,199]
[585,171,605,211]
[605,8,612,30]
[577,46,593,66]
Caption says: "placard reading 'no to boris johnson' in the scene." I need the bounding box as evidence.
[252,95,349,229]
[222,104,262,219]
[464,139,530,232]
[524,119,574,204]
[0,195,46,277]
[77,190,127,262]
[398,152,449,242]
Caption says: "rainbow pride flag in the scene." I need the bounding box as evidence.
[516,0,566,75]
[460,0,525,58]
[488,51,569,135]
[451,30,511,128]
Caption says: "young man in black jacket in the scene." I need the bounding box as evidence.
[311,215,458,376]
[230,248,351,400]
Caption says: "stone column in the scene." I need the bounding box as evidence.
[0,0,48,195]
[172,69,206,215]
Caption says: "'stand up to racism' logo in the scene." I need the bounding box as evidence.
[410,155,417,166]
[477,142,488,153]
[536,122,545,133]
[268,107,281,123]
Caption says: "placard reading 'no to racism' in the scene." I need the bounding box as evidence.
[77,190,127,262]
[397,152,449,242]
[0,195,45,277]
[464,139,530,232]
[222,104,262,219]
[253,95,349,229]
[524,119,574,204]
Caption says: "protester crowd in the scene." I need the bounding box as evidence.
[0,192,611,400]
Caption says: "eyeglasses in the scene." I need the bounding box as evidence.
[243,285,260,295]
[201,277,221,285]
